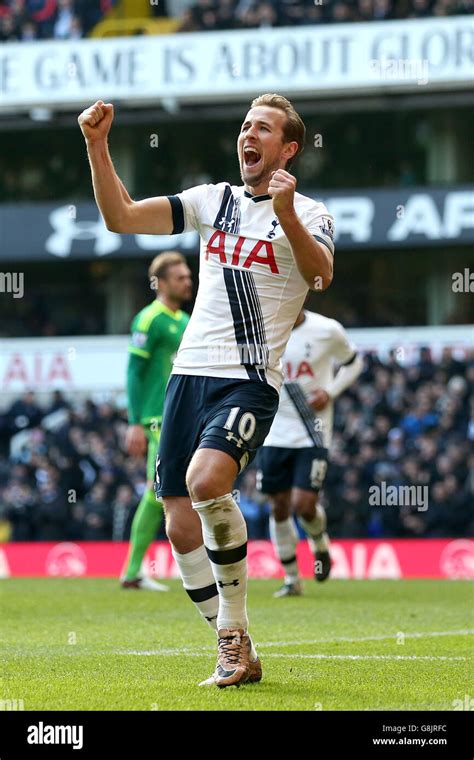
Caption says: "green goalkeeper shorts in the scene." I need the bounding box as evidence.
[145,424,161,484]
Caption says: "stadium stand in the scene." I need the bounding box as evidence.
[0,0,118,40]
[1,348,472,542]
[1,0,472,42]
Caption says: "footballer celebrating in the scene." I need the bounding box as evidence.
[122,252,191,591]
[258,308,363,597]
[78,93,334,688]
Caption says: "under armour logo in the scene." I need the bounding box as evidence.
[225,431,244,448]
[267,218,280,239]
[46,206,121,257]
[218,217,237,231]
[217,580,239,587]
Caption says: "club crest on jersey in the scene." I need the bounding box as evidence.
[131,331,147,347]
[206,230,279,274]
[320,217,334,240]
[266,218,280,239]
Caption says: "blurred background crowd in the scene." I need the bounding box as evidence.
[1,347,472,543]
[2,0,473,42]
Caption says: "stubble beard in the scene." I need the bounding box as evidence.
[240,157,280,192]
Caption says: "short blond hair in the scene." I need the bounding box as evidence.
[148,251,186,282]
[250,93,306,162]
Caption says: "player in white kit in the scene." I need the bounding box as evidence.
[79,93,334,687]
[258,309,363,597]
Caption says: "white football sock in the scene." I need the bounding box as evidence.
[193,493,249,633]
[299,504,330,553]
[269,515,299,584]
[171,544,218,630]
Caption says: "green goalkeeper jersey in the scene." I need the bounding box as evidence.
[127,300,189,426]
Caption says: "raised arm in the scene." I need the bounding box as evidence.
[268,169,333,291]
[78,100,173,235]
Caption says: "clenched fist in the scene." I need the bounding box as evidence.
[268,169,297,220]
[78,100,114,142]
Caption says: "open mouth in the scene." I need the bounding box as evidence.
[243,146,262,169]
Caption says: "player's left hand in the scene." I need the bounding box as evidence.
[309,389,331,411]
[126,424,147,457]
[268,169,296,219]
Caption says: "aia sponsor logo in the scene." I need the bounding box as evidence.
[284,360,314,380]
[206,230,279,274]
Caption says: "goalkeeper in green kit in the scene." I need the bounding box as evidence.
[121,252,192,590]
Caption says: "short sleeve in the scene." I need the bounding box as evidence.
[330,320,357,364]
[304,202,335,257]
[166,184,209,235]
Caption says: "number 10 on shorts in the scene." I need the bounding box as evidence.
[224,406,257,446]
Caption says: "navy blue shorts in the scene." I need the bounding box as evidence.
[256,446,329,494]
[155,374,279,498]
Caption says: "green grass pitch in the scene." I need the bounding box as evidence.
[2,578,473,711]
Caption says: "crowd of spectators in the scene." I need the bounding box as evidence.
[0,347,472,543]
[0,392,141,541]
[1,0,472,43]
[0,0,116,42]
[325,347,473,538]
[177,0,474,32]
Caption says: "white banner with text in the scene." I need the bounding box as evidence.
[0,17,473,112]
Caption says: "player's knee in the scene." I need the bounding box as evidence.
[165,515,197,554]
[293,493,317,520]
[165,521,185,549]
[271,494,290,522]
[186,465,208,501]
[162,498,201,553]
[186,460,232,502]
[162,504,177,542]
[187,475,218,502]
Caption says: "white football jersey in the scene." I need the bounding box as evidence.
[263,311,356,448]
[167,183,335,392]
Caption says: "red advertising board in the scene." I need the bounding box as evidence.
[1,539,473,580]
